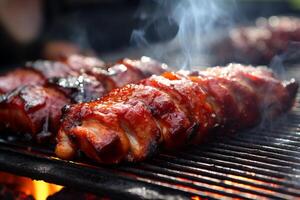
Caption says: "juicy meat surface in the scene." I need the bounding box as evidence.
[0,55,105,94]
[0,68,45,94]
[55,64,298,164]
[87,56,168,90]
[0,85,70,142]
[0,57,167,142]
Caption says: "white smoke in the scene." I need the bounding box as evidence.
[270,42,300,79]
[131,0,237,69]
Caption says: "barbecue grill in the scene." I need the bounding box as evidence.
[0,66,299,200]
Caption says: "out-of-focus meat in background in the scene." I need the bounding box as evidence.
[0,0,299,68]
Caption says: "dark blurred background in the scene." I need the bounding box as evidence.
[0,0,299,66]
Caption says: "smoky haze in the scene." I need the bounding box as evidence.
[131,0,237,69]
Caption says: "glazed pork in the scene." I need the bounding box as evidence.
[213,16,300,65]
[0,55,104,94]
[0,57,167,142]
[55,64,298,164]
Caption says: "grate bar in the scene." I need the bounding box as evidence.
[211,142,300,165]
[158,154,300,187]
[133,162,300,199]
[149,159,300,197]
[118,165,257,200]
[201,147,300,169]
[181,150,300,178]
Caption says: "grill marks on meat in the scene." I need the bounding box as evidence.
[0,57,167,142]
[56,64,298,164]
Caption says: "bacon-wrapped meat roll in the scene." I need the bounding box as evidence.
[0,55,104,94]
[0,57,167,142]
[55,64,298,164]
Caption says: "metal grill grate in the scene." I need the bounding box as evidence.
[0,68,299,200]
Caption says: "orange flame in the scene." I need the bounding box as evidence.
[0,172,62,200]
[32,179,63,200]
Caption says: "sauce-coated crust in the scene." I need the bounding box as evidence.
[56,64,298,164]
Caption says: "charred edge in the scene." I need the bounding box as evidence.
[145,138,160,159]
[187,122,200,142]
[94,135,123,164]
[60,105,83,130]
[61,104,72,114]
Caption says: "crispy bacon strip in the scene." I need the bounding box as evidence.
[0,57,167,142]
[55,64,298,164]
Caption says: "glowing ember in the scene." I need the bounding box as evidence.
[0,172,62,200]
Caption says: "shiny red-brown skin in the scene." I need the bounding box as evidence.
[88,56,168,90]
[119,57,168,80]
[56,64,298,164]
[0,55,165,95]
[0,55,105,94]
[0,57,167,142]
[0,85,70,142]
[57,54,105,73]
[0,68,45,94]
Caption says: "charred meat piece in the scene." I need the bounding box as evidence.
[213,16,300,65]
[0,57,167,142]
[0,85,70,142]
[0,55,104,94]
[55,64,298,164]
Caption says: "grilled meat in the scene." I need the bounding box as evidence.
[0,68,44,94]
[0,57,167,142]
[55,64,298,164]
[0,55,104,94]
[87,56,167,90]
[48,74,106,103]
[213,16,300,65]
[0,85,70,142]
